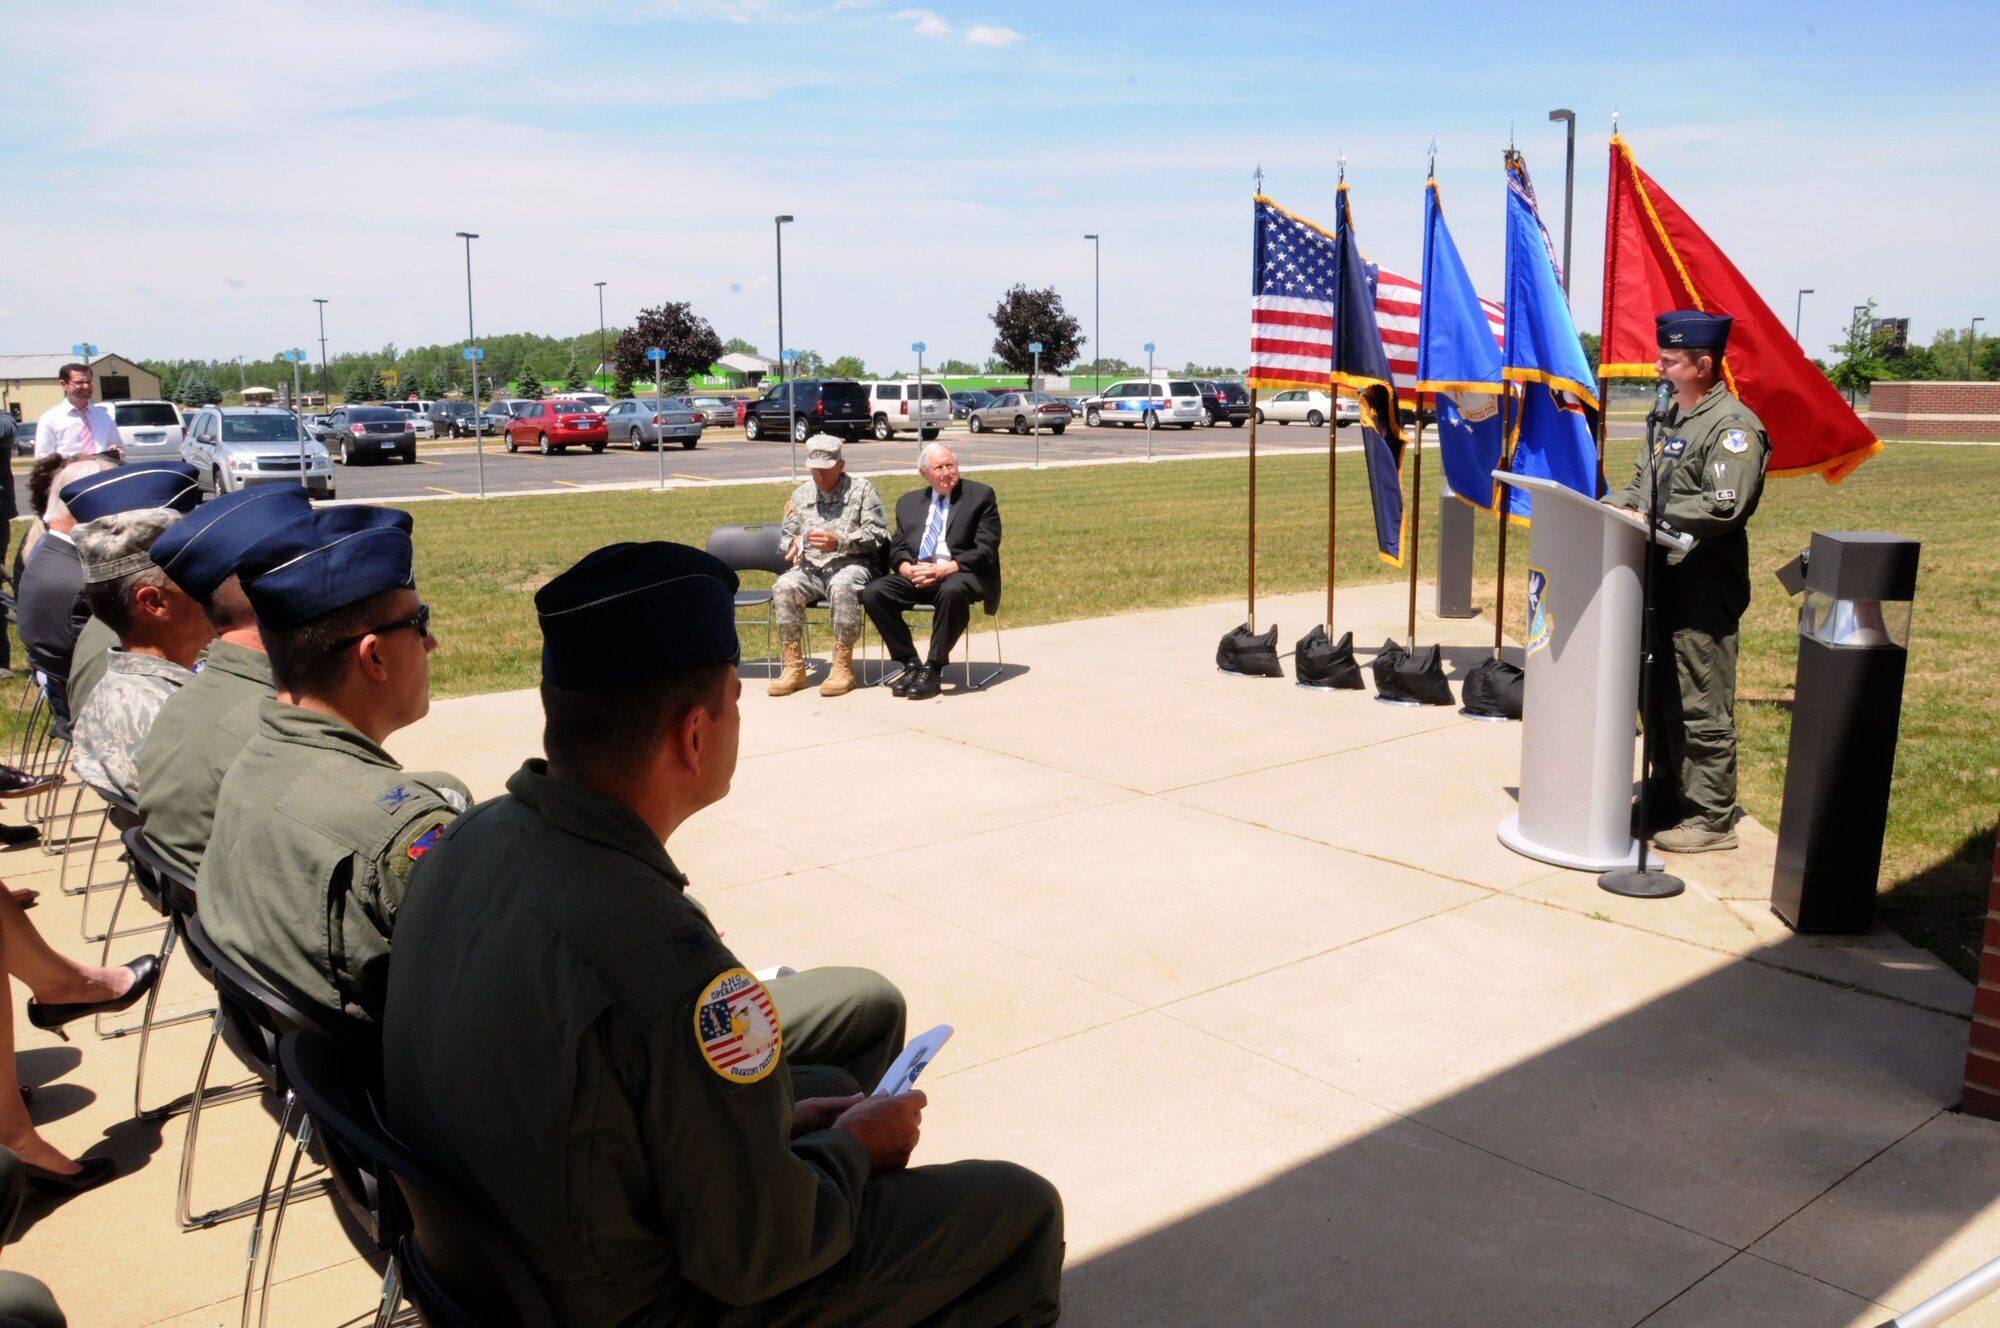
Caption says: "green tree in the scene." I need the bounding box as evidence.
[1578,331,1601,373]
[424,365,452,399]
[827,354,868,379]
[1827,298,1892,400]
[340,367,374,403]
[611,367,635,399]
[516,363,546,400]
[722,336,761,357]
[989,284,1084,374]
[937,358,978,376]
[560,353,590,393]
[611,302,725,394]
[180,368,222,406]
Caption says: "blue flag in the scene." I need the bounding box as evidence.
[1415,179,1507,513]
[1331,185,1408,566]
[1501,153,1602,521]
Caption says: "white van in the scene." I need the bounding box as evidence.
[1080,379,1203,429]
[860,381,950,441]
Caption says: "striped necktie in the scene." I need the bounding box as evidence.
[77,411,97,455]
[918,495,946,561]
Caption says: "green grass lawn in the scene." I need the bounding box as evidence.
[8,442,1994,973]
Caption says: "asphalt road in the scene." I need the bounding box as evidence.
[10,417,1652,508]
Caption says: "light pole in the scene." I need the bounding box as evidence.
[1794,288,1814,343]
[647,347,666,490]
[282,349,309,474]
[1547,109,1576,296]
[456,232,484,496]
[1971,318,1987,379]
[774,215,794,384]
[1084,234,1101,391]
[783,348,800,480]
[1143,342,1155,461]
[313,298,330,404]
[594,281,607,388]
[912,342,926,446]
[1029,341,1043,466]
[1849,304,1866,407]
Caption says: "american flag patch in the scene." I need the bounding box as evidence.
[695,968,782,1083]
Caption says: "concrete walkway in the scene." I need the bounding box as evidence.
[9,583,1997,1326]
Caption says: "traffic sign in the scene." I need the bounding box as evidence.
[1143,343,1155,353]
[646,347,666,362]
[462,347,484,361]
[912,341,926,353]
[382,370,399,386]
[1028,342,1043,354]
[71,342,98,359]
[282,349,307,363]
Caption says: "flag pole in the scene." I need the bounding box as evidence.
[1325,404,1337,631]
[1406,391,1426,647]
[1492,383,1514,657]
[1247,387,1260,633]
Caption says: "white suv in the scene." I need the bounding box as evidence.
[860,381,949,441]
[108,399,187,458]
[1080,379,1203,429]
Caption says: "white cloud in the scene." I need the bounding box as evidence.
[893,8,952,37]
[965,24,1022,47]
[1025,185,1062,200]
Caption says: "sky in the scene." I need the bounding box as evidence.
[3,0,1996,378]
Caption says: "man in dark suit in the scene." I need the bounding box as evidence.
[862,443,1001,700]
[14,455,118,733]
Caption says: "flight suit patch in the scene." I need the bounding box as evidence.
[1714,488,1736,502]
[404,822,447,862]
[378,785,414,810]
[695,968,782,1084]
[389,812,456,882]
[1663,438,1686,456]
[1722,429,1748,453]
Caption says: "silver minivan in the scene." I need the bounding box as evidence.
[108,399,187,458]
[1080,379,1203,429]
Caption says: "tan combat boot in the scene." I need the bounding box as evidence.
[768,640,809,696]
[819,642,857,697]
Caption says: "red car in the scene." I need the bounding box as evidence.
[506,400,608,455]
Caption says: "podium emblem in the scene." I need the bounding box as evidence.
[1525,566,1552,657]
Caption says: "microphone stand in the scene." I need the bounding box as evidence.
[1600,382,1685,900]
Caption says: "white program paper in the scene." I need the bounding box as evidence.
[872,1024,953,1097]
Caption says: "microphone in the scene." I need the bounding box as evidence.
[1648,379,1674,423]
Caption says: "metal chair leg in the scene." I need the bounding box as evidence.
[177,1010,295,1230]
[249,1100,313,1328]
[134,929,217,1119]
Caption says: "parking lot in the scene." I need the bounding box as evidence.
[10,416,1652,507]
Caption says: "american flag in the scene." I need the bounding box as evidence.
[1252,195,1504,403]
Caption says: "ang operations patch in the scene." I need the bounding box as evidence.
[695,968,782,1084]
[1663,438,1687,456]
[1723,428,1748,453]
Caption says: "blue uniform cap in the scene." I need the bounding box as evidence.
[536,542,740,689]
[60,461,203,522]
[238,505,417,629]
[149,484,316,601]
[1656,310,1732,352]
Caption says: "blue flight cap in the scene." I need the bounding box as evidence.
[238,506,416,630]
[1656,310,1732,352]
[536,542,739,689]
[150,484,316,601]
[60,461,203,522]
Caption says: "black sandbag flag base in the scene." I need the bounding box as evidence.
[1295,626,1365,690]
[1371,639,1454,706]
[1461,656,1524,721]
[1217,622,1285,678]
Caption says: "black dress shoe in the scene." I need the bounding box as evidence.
[905,666,941,700]
[25,1155,117,1196]
[0,765,58,799]
[26,954,160,1042]
[0,823,40,848]
[889,661,921,697]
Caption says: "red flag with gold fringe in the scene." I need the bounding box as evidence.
[1600,134,1881,482]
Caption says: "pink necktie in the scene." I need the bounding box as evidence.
[77,412,96,456]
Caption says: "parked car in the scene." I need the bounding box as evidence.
[506,399,609,454]
[385,401,435,439]
[182,406,336,499]
[966,392,1072,435]
[12,420,36,456]
[859,381,950,441]
[1197,380,1251,427]
[1253,389,1358,428]
[550,392,612,415]
[1080,379,1204,429]
[604,397,703,450]
[315,404,419,464]
[429,401,476,435]
[107,399,187,458]
[685,395,741,429]
[950,390,996,420]
[742,379,870,443]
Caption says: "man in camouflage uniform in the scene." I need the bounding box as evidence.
[770,436,888,698]
[199,505,469,1039]
[69,508,214,802]
[137,485,315,879]
[1607,311,1771,854]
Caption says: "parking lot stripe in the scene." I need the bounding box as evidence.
[671,473,714,482]
[551,479,584,488]
[424,485,463,496]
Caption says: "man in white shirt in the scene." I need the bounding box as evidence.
[34,364,123,460]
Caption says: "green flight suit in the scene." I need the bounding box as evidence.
[197,698,469,1038]
[383,761,1063,1328]
[135,639,276,880]
[1610,381,1771,832]
[64,616,118,717]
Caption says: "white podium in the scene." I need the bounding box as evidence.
[1492,473,1677,872]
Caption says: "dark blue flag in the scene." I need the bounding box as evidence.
[1415,178,1507,513]
[1331,185,1408,566]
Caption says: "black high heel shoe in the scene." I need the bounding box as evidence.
[24,1155,117,1196]
[25,955,160,1043]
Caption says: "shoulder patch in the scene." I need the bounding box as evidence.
[1723,429,1748,454]
[404,821,447,861]
[378,784,414,810]
[695,968,782,1084]
[389,811,457,882]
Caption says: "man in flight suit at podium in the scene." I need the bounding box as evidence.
[1607,311,1770,854]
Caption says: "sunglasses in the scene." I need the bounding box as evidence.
[327,603,431,653]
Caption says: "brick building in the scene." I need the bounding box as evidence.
[1867,381,2000,441]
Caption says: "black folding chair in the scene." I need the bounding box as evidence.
[705,522,791,676]
[119,828,218,1118]
[280,1028,556,1328]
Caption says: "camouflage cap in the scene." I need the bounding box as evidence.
[76,507,184,584]
[806,436,844,469]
